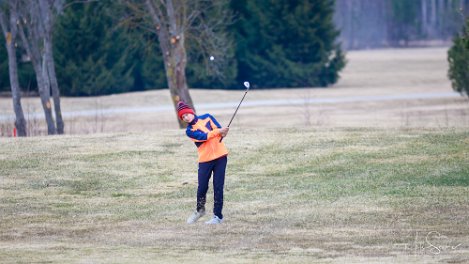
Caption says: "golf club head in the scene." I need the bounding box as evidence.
[243,81,250,89]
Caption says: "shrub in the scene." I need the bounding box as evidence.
[448,17,469,97]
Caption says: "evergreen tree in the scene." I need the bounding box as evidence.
[231,0,345,88]
[54,0,166,96]
[0,32,36,94]
[448,17,469,97]
[136,33,166,91]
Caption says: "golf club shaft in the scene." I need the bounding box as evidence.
[227,90,249,127]
[220,89,249,142]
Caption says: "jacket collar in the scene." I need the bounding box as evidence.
[189,116,198,126]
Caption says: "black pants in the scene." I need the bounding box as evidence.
[196,155,227,219]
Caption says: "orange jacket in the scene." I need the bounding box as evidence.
[186,114,228,163]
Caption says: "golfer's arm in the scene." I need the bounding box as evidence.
[208,114,222,129]
[186,129,221,142]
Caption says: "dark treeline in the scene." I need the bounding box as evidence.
[335,0,469,49]
[1,0,344,95]
[1,0,468,96]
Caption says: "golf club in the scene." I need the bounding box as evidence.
[220,81,250,142]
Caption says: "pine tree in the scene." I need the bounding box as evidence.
[54,0,166,96]
[448,17,469,97]
[0,32,35,94]
[231,0,345,88]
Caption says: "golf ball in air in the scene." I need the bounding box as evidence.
[210,56,214,61]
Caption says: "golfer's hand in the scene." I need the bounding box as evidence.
[219,127,229,137]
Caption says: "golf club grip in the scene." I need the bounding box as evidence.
[219,125,229,142]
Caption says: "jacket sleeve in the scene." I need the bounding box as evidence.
[186,126,220,142]
[208,114,222,129]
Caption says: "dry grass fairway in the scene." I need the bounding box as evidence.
[0,128,468,263]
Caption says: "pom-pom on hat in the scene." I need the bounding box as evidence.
[177,101,195,120]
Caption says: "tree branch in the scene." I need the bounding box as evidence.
[164,0,178,36]
[63,0,98,10]
[145,0,171,53]
[145,0,162,26]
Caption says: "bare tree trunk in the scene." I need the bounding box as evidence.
[45,41,64,134]
[430,0,438,38]
[0,1,27,136]
[39,0,64,134]
[350,0,358,49]
[18,1,57,135]
[145,0,194,128]
[38,57,57,134]
[334,0,354,50]
[166,32,194,128]
[421,0,428,37]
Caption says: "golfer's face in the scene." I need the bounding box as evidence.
[182,113,195,123]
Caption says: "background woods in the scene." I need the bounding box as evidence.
[5,0,468,97]
[1,0,469,135]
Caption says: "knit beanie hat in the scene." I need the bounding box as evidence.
[177,101,195,119]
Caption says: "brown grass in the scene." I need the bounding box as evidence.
[1,128,468,263]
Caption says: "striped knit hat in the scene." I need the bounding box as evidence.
[177,101,195,119]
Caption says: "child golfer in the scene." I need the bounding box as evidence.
[177,101,229,225]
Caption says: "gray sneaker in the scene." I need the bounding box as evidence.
[205,215,223,224]
[186,210,205,224]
